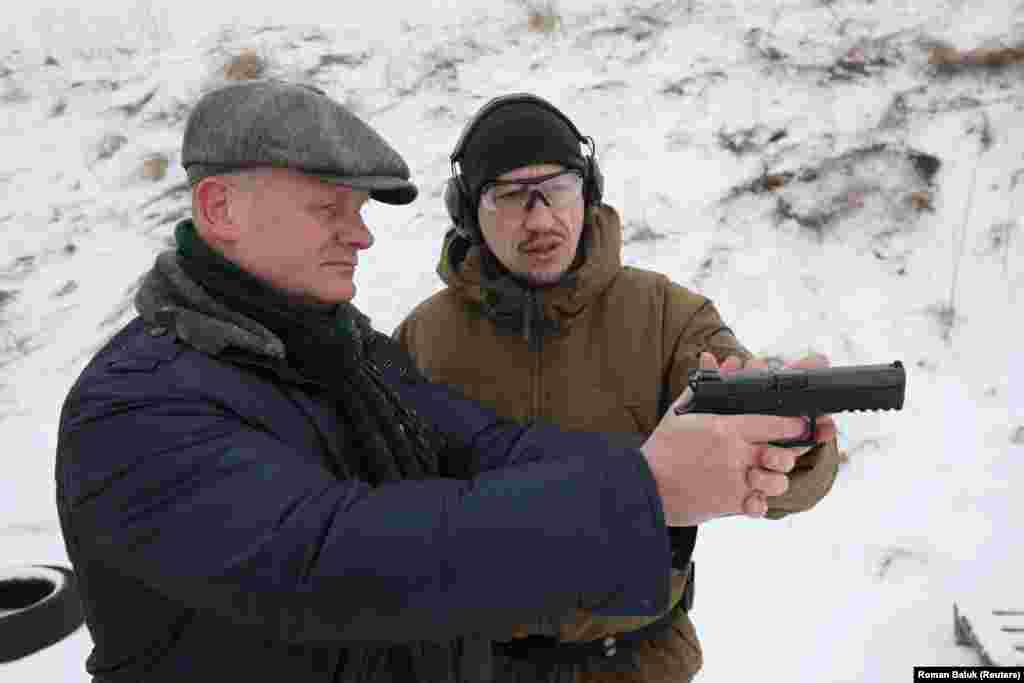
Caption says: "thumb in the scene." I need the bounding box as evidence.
[699,351,719,370]
[669,386,695,416]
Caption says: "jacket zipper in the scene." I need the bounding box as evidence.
[527,290,543,420]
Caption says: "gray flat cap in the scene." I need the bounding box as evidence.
[182,80,417,205]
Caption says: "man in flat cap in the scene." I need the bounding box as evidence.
[54,80,830,682]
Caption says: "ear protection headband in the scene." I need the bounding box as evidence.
[444,93,604,242]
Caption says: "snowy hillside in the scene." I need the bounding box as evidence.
[1,0,1021,680]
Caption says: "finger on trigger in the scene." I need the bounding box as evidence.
[699,351,718,370]
[815,420,837,443]
[740,414,807,444]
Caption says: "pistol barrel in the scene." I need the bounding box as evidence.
[685,361,905,416]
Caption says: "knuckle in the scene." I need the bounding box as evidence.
[772,450,790,470]
[745,467,757,489]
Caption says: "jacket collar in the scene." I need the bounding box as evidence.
[134,249,287,361]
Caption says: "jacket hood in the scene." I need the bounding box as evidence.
[436,204,626,339]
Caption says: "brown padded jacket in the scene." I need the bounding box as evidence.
[394,204,841,683]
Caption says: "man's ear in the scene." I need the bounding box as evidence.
[193,176,242,242]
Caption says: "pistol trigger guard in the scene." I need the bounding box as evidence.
[764,437,820,448]
[764,415,819,449]
[805,414,818,443]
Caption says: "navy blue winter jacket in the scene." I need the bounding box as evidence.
[55,317,673,681]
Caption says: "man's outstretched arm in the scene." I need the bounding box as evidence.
[57,374,674,646]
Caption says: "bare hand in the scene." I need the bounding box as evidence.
[641,356,812,526]
[703,351,838,517]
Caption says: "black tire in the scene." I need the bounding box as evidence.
[0,564,86,664]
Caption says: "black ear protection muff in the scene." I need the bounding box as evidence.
[445,93,604,242]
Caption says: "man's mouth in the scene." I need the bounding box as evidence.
[520,241,561,256]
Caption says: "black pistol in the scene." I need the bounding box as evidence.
[672,361,906,448]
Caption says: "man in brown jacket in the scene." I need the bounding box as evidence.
[393,94,842,682]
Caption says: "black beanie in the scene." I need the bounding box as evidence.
[459,101,586,199]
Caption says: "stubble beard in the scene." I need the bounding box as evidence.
[521,267,566,287]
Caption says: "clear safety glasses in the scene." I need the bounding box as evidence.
[478,171,584,213]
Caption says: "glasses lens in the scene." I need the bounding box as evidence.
[491,186,531,212]
[480,172,583,212]
[539,173,583,207]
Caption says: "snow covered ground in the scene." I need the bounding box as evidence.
[1,0,1021,680]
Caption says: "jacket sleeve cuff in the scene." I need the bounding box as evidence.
[583,442,673,618]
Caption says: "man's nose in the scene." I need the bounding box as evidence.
[523,191,555,229]
[338,216,374,250]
